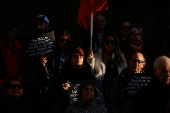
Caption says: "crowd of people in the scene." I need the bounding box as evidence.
[0,12,170,113]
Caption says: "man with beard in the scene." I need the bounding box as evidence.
[33,15,59,113]
[35,15,50,35]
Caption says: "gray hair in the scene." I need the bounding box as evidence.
[125,24,143,40]
[154,56,170,69]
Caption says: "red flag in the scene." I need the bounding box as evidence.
[77,0,108,30]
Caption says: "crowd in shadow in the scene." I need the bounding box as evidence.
[0,13,170,113]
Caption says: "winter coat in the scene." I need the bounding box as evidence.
[86,48,127,81]
[132,75,170,113]
[57,60,96,113]
[0,38,27,83]
[109,67,145,113]
[65,97,107,113]
[0,95,31,113]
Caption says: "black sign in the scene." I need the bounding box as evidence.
[25,31,55,60]
[124,73,152,98]
[67,79,105,105]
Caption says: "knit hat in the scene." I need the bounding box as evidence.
[69,48,85,59]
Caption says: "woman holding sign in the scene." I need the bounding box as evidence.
[65,81,107,113]
[57,47,95,113]
[86,31,127,108]
[38,29,72,113]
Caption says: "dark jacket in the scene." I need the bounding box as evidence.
[0,95,31,113]
[82,29,108,58]
[58,60,95,113]
[109,67,145,113]
[59,60,95,82]
[65,96,107,113]
[133,75,170,113]
[31,65,61,113]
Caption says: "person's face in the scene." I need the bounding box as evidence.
[94,15,105,31]
[154,62,170,85]
[129,29,141,46]
[81,84,94,100]
[35,20,49,35]
[71,53,84,67]
[129,53,146,73]
[6,27,18,40]
[58,35,69,51]
[104,36,116,53]
[120,21,130,37]
[7,79,23,99]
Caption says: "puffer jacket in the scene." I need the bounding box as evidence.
[65,96,107,113]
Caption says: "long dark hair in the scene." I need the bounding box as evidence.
[55,29,72,54]
[100,31,126,67]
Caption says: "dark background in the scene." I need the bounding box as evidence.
[1,0,170,59]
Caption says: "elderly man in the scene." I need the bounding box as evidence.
[108,52,146,113]
[133,55,170,113]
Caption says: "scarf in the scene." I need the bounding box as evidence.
[129,41,143,52]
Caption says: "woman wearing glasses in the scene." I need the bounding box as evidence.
[0,75,32,113]
[57,47,96,113]
[38,29,72,113]
[65,81,107,113]
[116,20,131,48]
[86,31,127,110]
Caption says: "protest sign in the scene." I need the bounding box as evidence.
[24,31,55,60]
[124,73,152,98]
[67,79,105,105]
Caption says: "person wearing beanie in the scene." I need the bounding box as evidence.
[57,47,95,113]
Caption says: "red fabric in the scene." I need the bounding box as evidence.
[0,38,27,84]
[121,40,153,74]
[77,0,108,29]
[69,48,85,58]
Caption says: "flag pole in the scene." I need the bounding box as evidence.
[90,13,93,50]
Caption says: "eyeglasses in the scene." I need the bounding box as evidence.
[59,39,68,43]
[130,59,145,64]
[9,84,23,89]
[72,54,84,59]
[104,40,117,45]
[130,33,141,37]
[121,26,130,30]
[94,20,105,23]
[84,88,94,92]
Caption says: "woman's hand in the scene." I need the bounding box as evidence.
[39,56,47,67]
[62,83,70,90]
[87,49,94,59]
